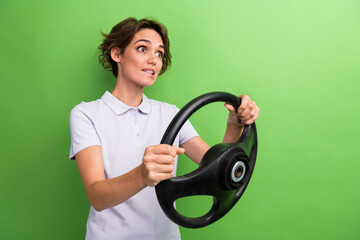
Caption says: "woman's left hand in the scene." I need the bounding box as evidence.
[224,95,260,126]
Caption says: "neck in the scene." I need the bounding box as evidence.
[111,77,144,107]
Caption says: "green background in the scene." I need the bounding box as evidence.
[1,0,359,239]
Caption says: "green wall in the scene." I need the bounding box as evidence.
[1,0,359,239]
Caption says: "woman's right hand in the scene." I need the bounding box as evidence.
[140,144,185,187]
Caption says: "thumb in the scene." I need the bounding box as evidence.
[175,147,185,155]
[224,103,236,113]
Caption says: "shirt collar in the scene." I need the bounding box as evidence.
[101,91,151,115]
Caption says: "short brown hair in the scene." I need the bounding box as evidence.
[98,17,171,77]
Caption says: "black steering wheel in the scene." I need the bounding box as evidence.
[155,92,258,228]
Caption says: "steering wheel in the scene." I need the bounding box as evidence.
[155,92,258,228]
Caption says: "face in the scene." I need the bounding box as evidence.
[112,28,164,87]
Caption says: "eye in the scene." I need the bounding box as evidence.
[155,51,164,58]
[137,46,146,52]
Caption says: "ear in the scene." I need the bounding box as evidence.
[110,47,122,63]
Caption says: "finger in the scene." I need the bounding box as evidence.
[243,106,259,124]
[155,155,175,164]
[150,163,174,173]
[242,114,255,124]
[148,144,178,156]
[245,108,259,125]
[238,95,250,113]
[224,103,236,113]
[238,101,254,119]
[240,106,255,122]
[143,154,174,165]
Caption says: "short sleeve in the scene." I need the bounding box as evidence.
[175,106,199,145]
[69,104,101,160]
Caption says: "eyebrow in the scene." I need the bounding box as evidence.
[135,39,165,49]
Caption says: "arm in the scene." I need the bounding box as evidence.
[180,136,209,165]
[75,144,184,212]
[181,95,259,164]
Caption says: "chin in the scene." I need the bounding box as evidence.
[138,77,157,87]
[143,81,156,87]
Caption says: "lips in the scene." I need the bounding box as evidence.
[142,69,155,76]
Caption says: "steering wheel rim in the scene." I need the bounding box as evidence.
[155,92,257,228]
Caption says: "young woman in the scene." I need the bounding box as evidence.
[69,17,259,240]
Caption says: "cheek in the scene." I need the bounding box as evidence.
[128,53,142,66]
[157,60,163,72]
[123,55,142,72]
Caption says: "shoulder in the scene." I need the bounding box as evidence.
[147,97,179,114]
[70,98,103,121]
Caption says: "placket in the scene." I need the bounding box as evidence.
[130,108,143,145]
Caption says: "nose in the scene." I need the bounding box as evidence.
[147,53,157,66]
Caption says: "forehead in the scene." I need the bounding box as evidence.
[131,28,164,46]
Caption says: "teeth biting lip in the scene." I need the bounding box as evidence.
[142,69,155,75]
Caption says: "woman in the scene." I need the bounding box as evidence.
[69,17,259,240]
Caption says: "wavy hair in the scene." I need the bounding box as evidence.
[98,17,171,77]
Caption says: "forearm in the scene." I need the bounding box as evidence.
[181,136,210,165]
[86,165,146,212]
[181,126,244,165]
[222,123,244,143]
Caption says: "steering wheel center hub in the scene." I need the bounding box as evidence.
[232,161,246,182]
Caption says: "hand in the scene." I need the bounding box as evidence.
[140,144,185,187]
[224,95,260,126]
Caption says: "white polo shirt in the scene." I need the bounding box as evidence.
[69,91,198,240]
